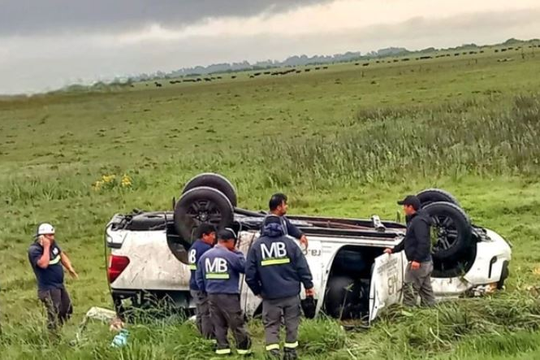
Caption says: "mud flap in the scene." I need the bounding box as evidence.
[369,252,407,324]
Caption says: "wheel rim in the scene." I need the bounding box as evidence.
[185,199,223,227]
[431,215,459,252]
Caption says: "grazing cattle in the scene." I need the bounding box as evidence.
[454,53,460,56]
[254,73,261,76]
[469,51,477,55]
[264,71,271,75]
[305,69,311,72]
[501,49,507,52]
[154,82,162,87]
[363,63,369,66]
[393,59,399,62]
[402,58,410,62]
[495,49,500,53]
[204,78,212,82]
[183,79,196,83]
[355,63,360,66]
[323,66,329,69]
[296,70,302,74]
[480,50,485,53]
[315,67,320,70]
[419,56,432,60]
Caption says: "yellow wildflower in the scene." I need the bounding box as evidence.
[121,174,132,188]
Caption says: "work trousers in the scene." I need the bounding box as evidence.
[208,293,251,355]
[403,260,436,307]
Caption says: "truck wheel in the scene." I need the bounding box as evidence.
[324,276,357,320]
[423,201,473,263]
[417,189,459,208]
[174,187,234,241]
[497,261,510,289]
[182,173,237,207]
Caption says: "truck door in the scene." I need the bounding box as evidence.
[369,252,407,323]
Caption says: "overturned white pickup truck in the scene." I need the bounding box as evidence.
[105,173,511,323]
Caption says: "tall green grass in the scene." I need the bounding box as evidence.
[259,94,540,187]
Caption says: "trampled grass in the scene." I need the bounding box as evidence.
[1,48,540,359]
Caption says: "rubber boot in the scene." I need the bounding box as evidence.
[283,348,298,360]
[266,349,281,359]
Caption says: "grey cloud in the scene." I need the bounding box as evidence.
[1,7,540,95]
[0,0,332,35]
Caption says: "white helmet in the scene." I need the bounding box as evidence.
[37,223,55,236]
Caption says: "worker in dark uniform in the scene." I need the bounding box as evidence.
[28,223,78,331]
[385,195,436,307]
[188,223,216,339]
[196,229,252,356]
[245,216,314,360]
[268,193,309,249]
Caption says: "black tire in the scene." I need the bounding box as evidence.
[174,187,234,242]
[417,189,460,208]
[423,201,473,262]
[324,276,357,319]
[497,261,510,289]
[182,173,237,207]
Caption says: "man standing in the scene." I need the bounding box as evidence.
[28,223,78,331]
[385,195,436,307]
[245,216,314,360]
[196,229,251,356]
[188,223,216,339]
[268,193,309,249]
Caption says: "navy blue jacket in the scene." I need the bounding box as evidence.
[245,223,313,300]
[393,210,433,262]
[265,215,303,240]
[188,240,213,291]
[195,244,246,295]
[28,242,64,291]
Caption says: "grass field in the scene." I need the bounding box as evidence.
[2,45,540,359]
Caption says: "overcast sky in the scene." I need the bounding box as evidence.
[1,0,540,95]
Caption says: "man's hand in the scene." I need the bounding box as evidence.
[40,235,51,248]
[384,248,392,255]
[68,269,79,279]
[300,234,309,249]
[305,288,315,297]
[410,261,420,270]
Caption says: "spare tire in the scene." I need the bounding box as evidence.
[174,187,234,242]
[417,189,459,208]
[182,173,237,207]
[423,201,472,263]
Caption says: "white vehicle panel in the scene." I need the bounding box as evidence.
[369,252,407,323]
[111,230,190,291]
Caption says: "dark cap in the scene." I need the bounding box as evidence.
[397,195,421,210]
[218,228,237,241]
